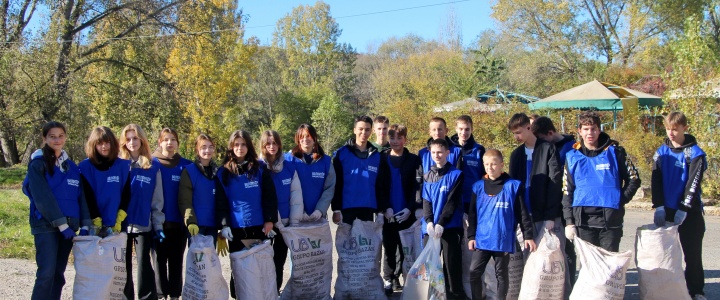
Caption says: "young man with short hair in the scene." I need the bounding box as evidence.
[419,117,461,173]
[422,138,466,300]
[562,111,640,252]
[331,115,389,225]
[371,115,391,152]
[507,113,564,243]
[451,115,486,213]
[652,112,707,300]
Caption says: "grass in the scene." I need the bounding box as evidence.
[0,189,34,259]
[0,165,26,188]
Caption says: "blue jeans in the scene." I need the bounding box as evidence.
[32,231,73,300]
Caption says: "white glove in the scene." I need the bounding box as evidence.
[310,210,323,221]
[654,206,666,227]
[221,226,234,241]
[376,213,385,224]
[545,220,555,231]
[674,210,687,225]
[426,222,435,237]
[385,208,394,223]
[281,218,290,227]
[434,224,444,238]
[395,208,411,223]
[415,208,423,220]
[565,225,577,241]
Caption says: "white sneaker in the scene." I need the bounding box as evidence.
[383,280,393,296]
[692,295,707,300]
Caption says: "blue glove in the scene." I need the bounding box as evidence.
[653,207,666,227]
[79,227,89,236]
[155,230,166,243]
[60,227,76,240]
[674,210,687,225]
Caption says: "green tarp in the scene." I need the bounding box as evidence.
[529,80,662,111]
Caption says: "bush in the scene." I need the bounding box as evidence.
[0,189,33,259]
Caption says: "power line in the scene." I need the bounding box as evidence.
[1,0,472,46]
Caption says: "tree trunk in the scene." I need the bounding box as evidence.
[0,130,19,165]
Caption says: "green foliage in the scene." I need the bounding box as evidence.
[0,189,33,259]
[312,90,353,152]
[0,166,26,187]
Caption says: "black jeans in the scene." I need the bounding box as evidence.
[382,216,416,281]
[469,250,509,300]
[576,226,622,252]
[272,226,288,290]
[340,208,375,224]
[674,209,705,296]
[423,227,466,299]
[153,225,187,298]
[125,231,158,300]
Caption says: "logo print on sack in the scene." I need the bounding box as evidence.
[609,267,624,280]
[342,234,372,250]
[113,247,126,263]
[541,260,564,274]
[290,238,322,252]
[403,246,413,255]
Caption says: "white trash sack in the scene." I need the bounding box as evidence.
[183,234,229,300]
[635,224,691,300]
[334,219,386,300]
[398,219,422,278]
[230,240,277,300]
[72,233,128,300]
[402,236,446,300]
[278,220,333,300]
[519,229,565,300]
[569,237,632,300]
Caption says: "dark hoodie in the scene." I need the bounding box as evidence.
[331,138,390,212]
[380,147,423,211]
[651,134,707,213]
[555,134,576,166]
[562,132,641,228]
[151,149,184,168]
[467,173,533,242]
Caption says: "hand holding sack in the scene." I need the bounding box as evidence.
[565,225,577,241]
[519,229,565,300]
[58,224,76,240]
[653,207,666,227]
[112,209,126,232]
[395,208,411,223]
[221,226,233,241]
[188,224,199,236]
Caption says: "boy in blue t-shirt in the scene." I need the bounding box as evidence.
[652,112,708,300]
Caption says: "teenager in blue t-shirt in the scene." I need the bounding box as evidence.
[467,149,535,300]
[331,115,389,225]
[422,138,466,300]
[450,115,486,213]
[23,121,91,300]
[118,124,164,300]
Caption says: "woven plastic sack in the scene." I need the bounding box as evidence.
[519,230,565,300]
[569,237,632,300]
[402,236,446,300]
[482,240,524,300]
[72,233,128,300]
[398,219,422,278]
[635,224,690,300]
[183,234,229,300]
[333,219,386,300]
[230,240,277,300]
[278,220,333,300]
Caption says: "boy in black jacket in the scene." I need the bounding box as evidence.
[507,113,564,245]
[380,124,423,295]
[652,112,707,300]
[562,111,640,252]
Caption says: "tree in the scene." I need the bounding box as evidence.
[311,89,352,151]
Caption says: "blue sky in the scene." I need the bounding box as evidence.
[239,0,494,53]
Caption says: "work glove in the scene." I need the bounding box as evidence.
[92,217,103,228]
[79,226,89,236]
[434,224,444,238]
[302,212,311,222]
[654,206,666,227]
[674,210,687,225]
[112,210,127,233]
[415,209,423,220]
[385,208,395,223]
[565,225,577,241]
[544,220,555,231]
[188,224,199,236]
[221,226,234,241]
[426,222,435,237]
[395,208,411,223]
[310,210,323,221]
[376,213,385,224]
[58,224,76,240]
[217,238,229,257]
[155,230,165,243]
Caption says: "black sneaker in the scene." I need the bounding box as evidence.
[393,278,403,291]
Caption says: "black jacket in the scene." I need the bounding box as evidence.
[467,173,533,241]
[381,148,423,211]
[423,162,464,227]
[331,138,390,212]
[651,134,707,213]
[562,132,641,228]
[508,138,562,222]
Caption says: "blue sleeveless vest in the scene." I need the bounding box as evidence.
[567,146,621,209]
[421,166,463,233]
[185,164,217,227]
[267,160,296,219]
[558,140,575,166]
[79,158,131,225]
[473,179,521,253]
[336,146,381,209]
[285,152,332,214]
[656,144,706,210]
[419,144,462,173]
[218,167,264,228]
[460,144,485,205]
[125,165,159,227]
[388,156,406,212]
[24,158,82,220]
[153,157,192,223]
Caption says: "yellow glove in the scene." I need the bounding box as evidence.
[92,217,103,228]
[112,210,127,233]
[188,224,199,236]
[217,238,229,257]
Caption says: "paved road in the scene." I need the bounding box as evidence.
[2,208,718,299]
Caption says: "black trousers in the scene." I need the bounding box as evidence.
[340,208,375,224]
[672,209,706,296]
[381,216,416,281]
[423,227,466,300]
[272,226,288,291]
[228,225,268,299]
[565,236,577,288]
[125,231,158,300]
[469,249,509,300]
[576,226,622,252]
[153,225,187,298]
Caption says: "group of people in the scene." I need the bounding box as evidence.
[23,109,707,300]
